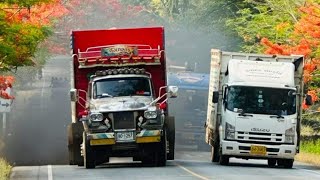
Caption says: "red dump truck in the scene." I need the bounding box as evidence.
[67,27,178,168]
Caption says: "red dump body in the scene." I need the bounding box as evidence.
[71,27,167,120]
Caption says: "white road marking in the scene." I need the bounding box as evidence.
[175,163,209,180]
[48,165,53,180]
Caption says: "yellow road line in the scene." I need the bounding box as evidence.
[175,163,209,180]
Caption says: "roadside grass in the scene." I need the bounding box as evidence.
[300,139,320,155]
[296,152,320,166]
[296,138,320,166]
[0,138,11,180]
[0,158,11,180]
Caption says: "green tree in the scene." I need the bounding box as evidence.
[226,0,306,52]
[0,0,65,71]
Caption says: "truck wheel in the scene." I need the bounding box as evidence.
[283,159,294,169]
[166,116,175,160]
[141,146,156,167]
[67,122,84,165]
[83,132,96,169]
[267,159,276,167]
[211,143,219,162]
[156,129,167,167]
[218,145,229,165]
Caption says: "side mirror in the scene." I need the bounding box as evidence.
[212,91,219,103]
[305,94,313,106]
[168,86,178,98]
[70,89,78,102]
[288,90,297,96]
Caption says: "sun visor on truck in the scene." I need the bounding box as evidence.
[228,59,295,87]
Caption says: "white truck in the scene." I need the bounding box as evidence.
[205,49,312,168]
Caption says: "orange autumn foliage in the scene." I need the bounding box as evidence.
[3,0,69,26]
[260,3,320,109]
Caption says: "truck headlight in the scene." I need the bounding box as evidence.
[89,112,104,122]
[285,127,295,144]
[225,122,235,140]
[144,111,157,119]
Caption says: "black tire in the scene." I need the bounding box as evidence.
[141,130,167,167]
[67,124,75,165]
[141,145,156,167]
[83,132,96,169]
[141,156,155,167]
[166,116,175,160]
[283,159,294,169]
[268,159,277,167]
[211,141,220,162]
[219,154,229,165]
[67,122,84,165]
[156,129,167,167]
[218,144,229,165]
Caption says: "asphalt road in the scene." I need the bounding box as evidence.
[10,151,320,180]
[1,56,71,166]
[4,56,320,179]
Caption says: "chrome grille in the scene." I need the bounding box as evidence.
[112,112,135,130]
[237,131,283,143]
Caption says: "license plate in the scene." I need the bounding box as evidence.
[250,145,267,155]
[116,132,134,142]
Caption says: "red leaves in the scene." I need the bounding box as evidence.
[260,2,320,110]
[3,0,69,26]
[260,3,320,85]
[0,76,15,99]
[261,38,288,55]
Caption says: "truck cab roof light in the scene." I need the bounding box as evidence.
[94,68,147,77]
[95,71,104,76]
[140,68,146,74]
[118,69,124,74]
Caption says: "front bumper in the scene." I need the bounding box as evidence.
[221,140,296,159]
[87,130,161,146]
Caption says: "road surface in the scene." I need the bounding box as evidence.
[4,56,320,179]
[10,151,320,180]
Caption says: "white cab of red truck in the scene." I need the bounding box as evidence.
[205,49,312,168]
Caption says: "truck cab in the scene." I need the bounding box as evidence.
[86,72,162,133]
[206,49,310,168]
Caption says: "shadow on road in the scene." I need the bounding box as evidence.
[2,57,71,166]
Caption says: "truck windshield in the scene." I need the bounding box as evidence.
[226,86,296,115]
[93,77,151,98]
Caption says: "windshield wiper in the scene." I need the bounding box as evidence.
[270,115,285,119]
[238,112,253,117]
